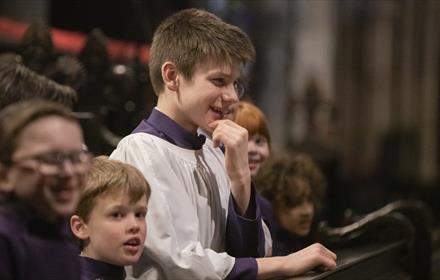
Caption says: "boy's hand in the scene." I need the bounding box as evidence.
[256,243,337,279]
[209,119,251,215]
[281,243,337,276]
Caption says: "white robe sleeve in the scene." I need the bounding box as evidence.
[110,134,235,280]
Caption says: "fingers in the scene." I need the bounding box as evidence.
[285,243,337,276]
[210,120,248,150]
[209,121,221,147]
[306,243,337,270]
[259,243,337,278]
[310,243,337,260]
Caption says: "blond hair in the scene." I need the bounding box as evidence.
[75,156,151,222]
[149,8,255,95]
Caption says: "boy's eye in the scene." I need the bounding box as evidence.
[135,210,147,219]
[111,212,124,219]
[233,80,244,98]
[253,135,268,146]
[211,78,225,87]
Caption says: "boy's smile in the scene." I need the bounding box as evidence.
[159,61,243,134]
[209,104,233,120]
[7,116,86,221]
[248,134,270,177]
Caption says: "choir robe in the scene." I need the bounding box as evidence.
[0,197,81,280]
[79,256,126,280]
[110,108,271,280]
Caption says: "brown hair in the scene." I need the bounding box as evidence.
[0,56,78,110]
[149,8,255,95]
[232,101,271,146]
[254,153,326,212]
[0,100,77,165]
[74,156,151,223]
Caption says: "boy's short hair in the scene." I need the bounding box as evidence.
[232,101,271,146]
[255,153,326,212]
[0,57,78,110]
[0,100,77,165]
[75,156,151,223]
[149,8,256,95]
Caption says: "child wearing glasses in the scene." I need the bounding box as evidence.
[70,156,150,280]
[110,8,336,279]
[0,100,90,280]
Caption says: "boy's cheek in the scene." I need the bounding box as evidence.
[39,180,82,218]
[141,223,148,243]
[202,123,216,135]
[8,170,41,197]
[0,180,14,193]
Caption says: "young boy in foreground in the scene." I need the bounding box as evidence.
[70,156,151,280]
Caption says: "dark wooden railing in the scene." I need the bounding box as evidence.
[288,200,432,280]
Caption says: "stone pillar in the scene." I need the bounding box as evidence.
[419,1,439,183]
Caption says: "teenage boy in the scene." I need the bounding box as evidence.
[110,8,336,280]
[70,156,151,280]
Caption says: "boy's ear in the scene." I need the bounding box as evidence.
[162,61,179,91]
[0,163,14,193]
[70,215,89,240]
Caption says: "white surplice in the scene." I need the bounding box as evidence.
[110,133,235,280]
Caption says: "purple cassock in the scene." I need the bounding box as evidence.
[79,256,125,280]
[0,196,81,280]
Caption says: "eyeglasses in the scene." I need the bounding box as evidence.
[10,150,92,176]
[234,80,245,99]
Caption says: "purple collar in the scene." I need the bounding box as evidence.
[132,108,206,150]
[79,256,125,280]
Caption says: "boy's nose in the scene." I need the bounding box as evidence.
[222,84,239,102]
[59,160,75,176]
[247,142,258,153]
[301,202,314,215]
[127,216,141,233]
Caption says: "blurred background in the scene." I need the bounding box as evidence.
[1,0,439,229]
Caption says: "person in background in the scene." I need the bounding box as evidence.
[0,100,91,279]
[230,100,271,177]
[0,54,78,110]
[70,156,151,280]
[19,21,54,75]
[110,8,336,279]
[255,153,327,256]
[229,100,276,242]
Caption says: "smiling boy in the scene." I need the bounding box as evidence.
[110,8,336,279]
[0,100,90,280]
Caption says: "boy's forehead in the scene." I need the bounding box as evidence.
[96,189,147,203]
[196,60,244,76]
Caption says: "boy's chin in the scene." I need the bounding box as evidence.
[118,255,142,266]
[50,202,78,219]
[200,124,214,135]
